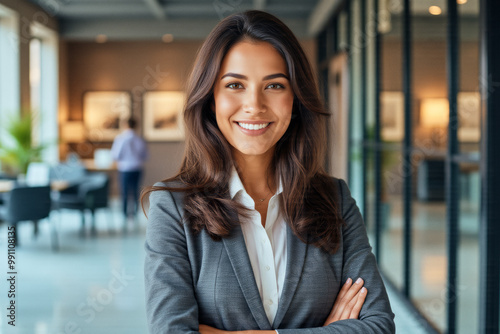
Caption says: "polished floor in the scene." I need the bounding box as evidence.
[375,194,480,334]
[0,199,432,334]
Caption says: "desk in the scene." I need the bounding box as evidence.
[81,159,119,197]
[81,159,117,172]
[0,180,70,193]
[0,180,15,193]
[417,154,480,202]
[51,180,71,192]
[417,158,445,201]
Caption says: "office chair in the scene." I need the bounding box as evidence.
[52,173,111,236]
[0,185,55,249]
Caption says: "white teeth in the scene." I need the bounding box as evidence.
[237,122,270,130]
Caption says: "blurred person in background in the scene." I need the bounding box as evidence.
[112,116,148,226]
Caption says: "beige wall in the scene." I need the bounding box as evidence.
[382,39,479,96]
[62,39,317,192]
[0,0,58,111]
[381,39,479,145]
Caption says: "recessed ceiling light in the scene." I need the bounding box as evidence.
[162,34,174,43]
[457,0,467,4]
[95,34,107,43]
[429,6,442,15]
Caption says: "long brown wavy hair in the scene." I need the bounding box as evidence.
[142,10,344,254]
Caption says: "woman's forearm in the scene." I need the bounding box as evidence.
[202,279,369,334]
[199,325,276,333]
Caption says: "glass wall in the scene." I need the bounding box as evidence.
[364,0,376,245]
[410,2,448,331]
[457,0,480,333]
[318,0,483,332]
[378,0,405,291]
[348,0,364,213]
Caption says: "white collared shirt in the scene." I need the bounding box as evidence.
[229,167,287,326]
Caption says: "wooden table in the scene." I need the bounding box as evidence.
[0,180,15,193]
[0,180,70,193]
[81,159,117,171]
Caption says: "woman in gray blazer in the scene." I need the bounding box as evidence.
[144,10,395,334]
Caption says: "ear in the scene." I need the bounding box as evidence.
[210,99,215,112]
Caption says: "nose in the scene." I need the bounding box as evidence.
[243,88,266,114]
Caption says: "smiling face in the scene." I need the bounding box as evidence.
[212,40,294,163]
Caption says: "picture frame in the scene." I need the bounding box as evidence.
[380,91,404,142]
[83,91,131,141]
[143,91,186,142]
[457,92,480,142]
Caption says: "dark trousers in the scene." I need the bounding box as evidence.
[119,170,142,217]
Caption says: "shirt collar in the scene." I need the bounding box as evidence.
[229,166,283,200]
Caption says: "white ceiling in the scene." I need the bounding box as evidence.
[27,0,339,40]
[31,0,317,19]
[26,0,479,41]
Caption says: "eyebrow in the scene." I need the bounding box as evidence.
[220,72,289,81]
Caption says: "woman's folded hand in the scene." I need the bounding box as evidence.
[323,277,368,326]
[199,278,368,332]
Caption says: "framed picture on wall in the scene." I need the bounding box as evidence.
[83,91,131,141]
[381,91,404,142]
[457,92,480,142]
[143,91,186,141]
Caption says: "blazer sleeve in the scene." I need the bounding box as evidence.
[277,179,396,334]
[144,184,200,334]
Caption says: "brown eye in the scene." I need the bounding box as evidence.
[267,83,285,89]
[227,83,243,89]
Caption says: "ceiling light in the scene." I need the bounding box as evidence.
[429,6,442,15]
[162,34,174,43]
[457,0,467,4]
[95,34,107,43]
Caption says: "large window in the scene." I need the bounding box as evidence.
[30,22,59,164]
[0,4,20,152]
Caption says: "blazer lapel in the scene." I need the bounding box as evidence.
[271,226,308,329]
[222,223,272,330]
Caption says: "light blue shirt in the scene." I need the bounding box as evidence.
[111,129,148,172]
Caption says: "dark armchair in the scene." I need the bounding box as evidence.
[0,185,54,248]
[52,172,111,236]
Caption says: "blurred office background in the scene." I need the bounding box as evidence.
[0,0,499,333]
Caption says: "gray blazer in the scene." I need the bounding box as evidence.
[144,178,395,333]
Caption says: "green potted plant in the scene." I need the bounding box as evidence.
[0,113,46,176]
